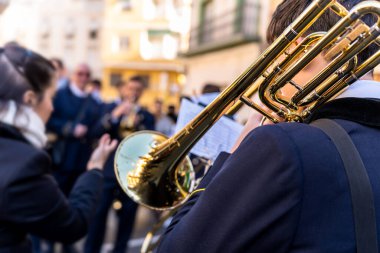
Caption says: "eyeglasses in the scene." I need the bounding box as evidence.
[76,71,90,78]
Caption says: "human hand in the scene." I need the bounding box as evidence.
[87,134,118,171]
[73,124,88,138]
[111,101,134,119]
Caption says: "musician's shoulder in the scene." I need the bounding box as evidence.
[243,122,321,150]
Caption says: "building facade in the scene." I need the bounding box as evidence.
[178,0,283,121]
[0,0,104,77]
[101,0,191,106]
[181,0,281,95]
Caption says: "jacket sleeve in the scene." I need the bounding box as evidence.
[47,95,73,137]
[144,112,155,131]
[89,103,119,139]
[156,125,303,253]
[3,154,103,243]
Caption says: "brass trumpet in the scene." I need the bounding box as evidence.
[114,0,380,214]
[118,103,139,138]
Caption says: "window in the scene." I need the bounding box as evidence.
[119,36,130,50]
[199,0,214,43]
[110,73,123,87]
[111,35,130,52]
[141,30,179,60]
[40,22,50,40]
[65,20,76,40]
[117,0,132,11]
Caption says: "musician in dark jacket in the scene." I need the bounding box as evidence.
[0,44,117,253]
[156,0,380,252]
[84,76,155,253]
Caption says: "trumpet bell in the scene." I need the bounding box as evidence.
[114,131,195,210]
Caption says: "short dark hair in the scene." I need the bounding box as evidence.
[0,44,55,105]
[90,79,102,89]
[267,0,379,65]
[129,75,147,88]
[201,83,220,94]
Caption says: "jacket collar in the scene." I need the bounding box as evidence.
[0,122,29,144]
[306,97,380,127]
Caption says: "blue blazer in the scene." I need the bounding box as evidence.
[157,98,380,253]
[47,85,102,172]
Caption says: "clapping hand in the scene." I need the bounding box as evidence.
[87,134,118,171]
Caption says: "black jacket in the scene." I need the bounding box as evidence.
[157,98,380,253]
[0,122,103,253]
[47,85,102,172]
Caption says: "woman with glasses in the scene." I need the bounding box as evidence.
[0,43,117,253]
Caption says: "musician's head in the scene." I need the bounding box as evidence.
[72,63,91,91]
[0,43,56,123]
[267,0,378,96]
[51,57,66,78]
[117,75,147,103]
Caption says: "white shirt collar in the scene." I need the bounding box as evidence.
[0,100,47,149]
[336,80,380,100]
[69,83,87,98]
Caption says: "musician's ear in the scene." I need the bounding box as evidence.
[23,90,38,107]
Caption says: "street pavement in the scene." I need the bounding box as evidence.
[100,206,162,253]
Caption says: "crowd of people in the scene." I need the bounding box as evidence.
[1,0,380,253]
[0,42,179,253]
[43,61,178,253]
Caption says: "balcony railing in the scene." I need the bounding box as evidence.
[186,2,261,55]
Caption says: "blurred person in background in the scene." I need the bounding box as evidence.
[153,98,175,136]
[46,63,103,253]
[0,44,117,253]
[50,58,69,90]
[84,76,155,253]
[167,104,178,123]
[86,79,103,104]
[191,83,221,107]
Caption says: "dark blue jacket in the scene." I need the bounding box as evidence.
[0,123,103,253]
[47,85,102,172]
[157,98,380,253]
[95,101,155,179]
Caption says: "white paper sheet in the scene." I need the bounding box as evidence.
[175,98,243,162]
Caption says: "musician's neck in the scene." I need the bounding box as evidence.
[360,72,374,81]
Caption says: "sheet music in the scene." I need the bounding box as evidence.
[175,98,243,162]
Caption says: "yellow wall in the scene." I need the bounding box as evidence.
[101,0,188,112]
[102,68,183,111]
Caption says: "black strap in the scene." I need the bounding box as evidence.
[74,95,92,124]
[312,119,378,253]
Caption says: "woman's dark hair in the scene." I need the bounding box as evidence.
[267,0,379,65]
[0,44,56,105]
